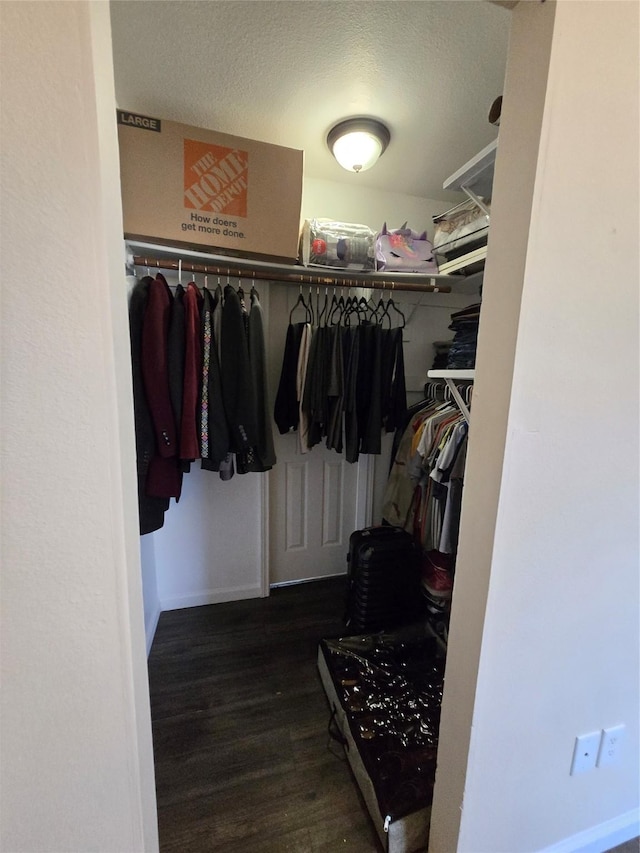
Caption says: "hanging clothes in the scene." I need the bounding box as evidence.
[246,288,276,471]
[302,323,330,449]
[141,273,182,500]
[129,270,281,528]
[343,324,361,464]
[274,321,305,434]
[220,284,258,453]
[200,286,229,472]
[129,276,170,534]
[275,291,407,463]
[357,321,383,456]
[296,322,312,453]
[179,281,203,462]
[381,325,407,434]
[382,386,469,565]
[167,282,185,442]
[325,324,345,453]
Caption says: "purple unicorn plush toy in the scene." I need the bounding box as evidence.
[375,222,439,274]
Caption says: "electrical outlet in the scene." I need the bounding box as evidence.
[570,731,601,775]
[597,724,626,767]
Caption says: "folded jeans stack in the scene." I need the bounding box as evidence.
[446,302,481,369]
[430,340,451,370]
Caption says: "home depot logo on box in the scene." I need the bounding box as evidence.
[183,138,248,217]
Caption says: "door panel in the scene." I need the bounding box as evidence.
[269,431,359,585]
[285,461,307,551]
[322,460,343,546]
[266,282,368,586]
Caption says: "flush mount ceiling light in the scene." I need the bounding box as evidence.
[327,118,391,173]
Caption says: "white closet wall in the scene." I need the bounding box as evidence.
[140,534,160,653]
[1,4,157,849]
[302,176,447,232]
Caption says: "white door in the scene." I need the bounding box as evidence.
[266,283,372,585]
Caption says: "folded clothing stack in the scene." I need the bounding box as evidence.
[431,340,451,370]
[447,303,481,369]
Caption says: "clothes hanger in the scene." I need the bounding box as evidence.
[289,281,312,324]
[318,286,330,327]
[315,285,322,326]
[373,283,387,324]
[327,287,340,325]
[330,288,347,325]
[236,273,245,300]
[365,287,378,321]
[250,271,259,300]
[385,283,406,328]
[344,282,361,325]
[306,281,315,326]
[357,291,369,321]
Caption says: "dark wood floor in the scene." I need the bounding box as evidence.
[148,577,383,852]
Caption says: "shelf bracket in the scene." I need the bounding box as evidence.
[460,185,491,219]
[445,378,471,424]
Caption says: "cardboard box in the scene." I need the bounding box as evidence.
[117,110,304,262]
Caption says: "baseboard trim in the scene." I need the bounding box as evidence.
[145,602,161,656]
[539,808,639,853]
[160,585,262,611]
[270,572,346,589]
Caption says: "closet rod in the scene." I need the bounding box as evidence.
[131,255,452,294]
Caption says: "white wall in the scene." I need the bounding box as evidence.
[0,3,157,851]
[151,469,265,609]
[141,534,161,653]
[432,2,640,851]
[430,2,557,848]
[302,175,447,236]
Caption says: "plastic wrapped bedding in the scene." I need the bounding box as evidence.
[299,218,376,270]
[432,198,490,257]
[318,628,445,853]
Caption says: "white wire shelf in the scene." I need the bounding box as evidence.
[426,370,475,423]
[443,139,498,198]
[427,370,475,381]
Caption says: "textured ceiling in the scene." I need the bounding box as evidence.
[110,1,510,201]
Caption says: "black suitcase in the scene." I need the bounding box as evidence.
[345,526,422,634]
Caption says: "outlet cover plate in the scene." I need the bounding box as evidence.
[571,731,601,775]
[597,724,626,767]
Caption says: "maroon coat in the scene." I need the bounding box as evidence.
[142,274,182,499]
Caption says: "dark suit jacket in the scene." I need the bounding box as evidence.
[200,287,230,470]
[221,286,258,452]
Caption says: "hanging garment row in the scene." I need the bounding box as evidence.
[382,379,472,603]
[274,287,408,463]
[129,271,275,534]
